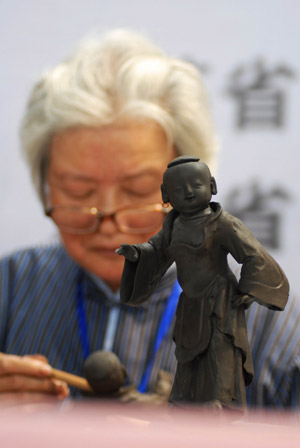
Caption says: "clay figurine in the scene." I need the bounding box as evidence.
[116,156,289,409]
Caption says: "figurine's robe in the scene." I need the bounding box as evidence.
[120,203,289,407]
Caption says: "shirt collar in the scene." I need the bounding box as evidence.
[85,271,121,306]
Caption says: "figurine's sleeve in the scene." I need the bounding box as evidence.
[221,212,289,310]
[119,229,173,306]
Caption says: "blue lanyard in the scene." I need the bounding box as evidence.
[76,271,181,392]
[76,271,90,359]
[137,279,181,392]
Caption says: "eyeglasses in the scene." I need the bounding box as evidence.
[45,204,170,234]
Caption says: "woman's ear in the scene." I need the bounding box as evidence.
[161,184,169,203]
[210,177,217,195]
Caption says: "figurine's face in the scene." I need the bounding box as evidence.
[48,121,176,290]
[163,162,213,214]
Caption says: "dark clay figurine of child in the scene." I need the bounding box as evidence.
[116,156,289,409]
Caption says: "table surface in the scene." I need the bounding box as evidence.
[0,399,299,448]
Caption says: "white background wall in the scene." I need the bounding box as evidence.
[1,0,299,293]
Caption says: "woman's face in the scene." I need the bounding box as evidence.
[48,121,176,290]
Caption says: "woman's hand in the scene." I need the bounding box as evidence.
[0,353,69,401]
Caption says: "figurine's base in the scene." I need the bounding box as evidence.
[168,398,246,421]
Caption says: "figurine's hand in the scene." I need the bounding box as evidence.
[115,244,140,262]
[0,353,69,401]
[231,294,255,310]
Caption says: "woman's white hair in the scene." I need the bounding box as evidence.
[20,29,217,203]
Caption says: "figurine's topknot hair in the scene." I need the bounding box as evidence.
[167,155,200,169]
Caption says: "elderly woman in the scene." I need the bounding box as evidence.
[0,29,216,400]
[0,29,299,407]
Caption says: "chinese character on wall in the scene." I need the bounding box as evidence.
[225,181,291,250]
[227,59,295,129]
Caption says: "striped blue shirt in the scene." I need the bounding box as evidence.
[246,296,300,408]
[0,244,299,407]
[0,245,177,397]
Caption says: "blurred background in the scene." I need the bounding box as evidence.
[0,0,299,294]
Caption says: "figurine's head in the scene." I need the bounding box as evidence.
[161,156,217,215]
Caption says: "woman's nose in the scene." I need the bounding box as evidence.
[97,186,120,213]
[95,188,121,235]
[98,214,119,236]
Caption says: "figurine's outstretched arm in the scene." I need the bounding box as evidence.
[118,232,173,306]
